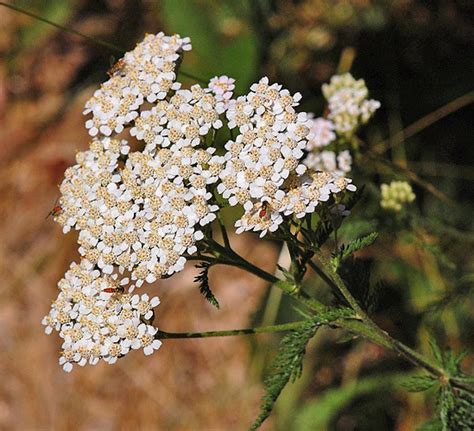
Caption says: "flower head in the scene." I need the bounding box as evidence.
[42,261,161,372]
[322,73,380,137]
[84,33,191,137]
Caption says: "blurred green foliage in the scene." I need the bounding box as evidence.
[161,0,258,93]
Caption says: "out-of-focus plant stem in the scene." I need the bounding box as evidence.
[0,1,207,84]
[0,1,123,52]
[310,251,474,396]
[372,91,474,155]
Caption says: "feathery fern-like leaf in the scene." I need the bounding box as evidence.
[401,374,437,392]
[331,232,378,269]
[194,262,219,308]
[250,309,351,430]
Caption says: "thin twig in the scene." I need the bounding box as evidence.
[0,1,208,84]
[368,153,457,207]
[373,91,474,155]
[0,1,123,52]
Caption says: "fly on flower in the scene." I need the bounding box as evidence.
[102,285,125,294]
[102,282,126,301]
[107,57,126,77]
[46,198,62,219]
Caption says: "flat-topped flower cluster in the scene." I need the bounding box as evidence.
[44,32,378,371]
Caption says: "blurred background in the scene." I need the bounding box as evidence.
[0,1,473,430]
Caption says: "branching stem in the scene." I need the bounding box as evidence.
[216,214,231,249]
[310,250,474,395]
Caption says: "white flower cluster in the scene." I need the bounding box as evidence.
[234,172,356,236]
[208,75,235,108]
[304,73,379,176]
[218,77,356,236]
[56,36,233,286]
[42,262,161,372]
[55,139,221,286]
[46,32,370,371]
[322,73,380,137]
[48,33,228,371]
[380,181,415,212]
[130,83,226,154]
[304,149,352,177]
[306,117,336,150]
[84,33,191,137]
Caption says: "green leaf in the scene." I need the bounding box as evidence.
[331,232,378,269]
[430,339,445,367]
[194,262,219,308]
[429,339,468,376]
[434,384,474,431]
[439,386,456,431]
[417,418,443,431]
[401,374,437,392]
[294,372,412,431]
[447,389,474,430]
[250,310,350,430]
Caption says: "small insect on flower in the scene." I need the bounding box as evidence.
[107,58,126,77]
[259,202,269,218]
[46,203,62,219]
[102,285,125,294]
[102,284,126,302]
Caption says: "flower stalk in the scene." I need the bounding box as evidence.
[156,321,307,339]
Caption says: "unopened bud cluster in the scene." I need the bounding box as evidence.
[380,181,416,212]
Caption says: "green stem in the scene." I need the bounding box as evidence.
[0,2,208,84]
[156,320,306,339]
[208,239,279,284]
[216,213,231,249]
[311,250,474,394]
[193,235,473,394]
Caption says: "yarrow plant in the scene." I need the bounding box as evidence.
[38,29,474,430]
[44,31,368,374]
